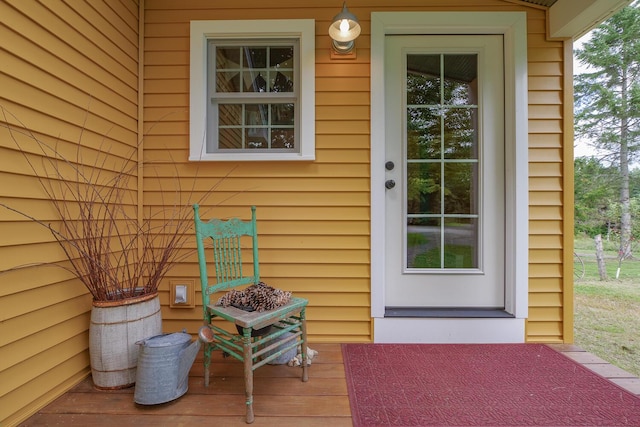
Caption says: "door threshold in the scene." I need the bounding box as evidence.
[385,307,514,318]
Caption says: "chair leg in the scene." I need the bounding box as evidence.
[203,342,212,387]
[242,329,255,424]
[300,308,309,382]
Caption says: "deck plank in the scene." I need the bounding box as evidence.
[21,414,353,427]
[35,393,351,417]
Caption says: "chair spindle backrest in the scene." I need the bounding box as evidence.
[193,205,260,314]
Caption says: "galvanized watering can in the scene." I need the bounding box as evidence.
[134,331,201,405]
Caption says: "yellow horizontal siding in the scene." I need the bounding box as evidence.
[529,191,562,206]
[529,307,563,321]
[529,205,563,220]
[529,249,563,263]
[529,277,563,293]
[530,161,562,177]
[529,235,563,249]
[0,1,139,425]
[528,62,562,76]
[527,19,569,343]
[147,191,369,207]
[529,90,562,105]
[530,133,562,148]
[1,353,90,426]
[529,263,562,278]
[530,220,563,235]
[141,1,568,346]
[526,321,564,342]
[530,177,562,191]
[1,4,137,115]
[146,176,370,192]
[0,265,77,298]
[529,105,562,120]
[0,311,90,373]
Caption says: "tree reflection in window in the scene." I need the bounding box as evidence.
[405,53,479,268]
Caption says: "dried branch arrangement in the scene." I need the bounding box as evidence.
[1,108,222,301]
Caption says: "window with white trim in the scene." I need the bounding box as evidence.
[190,20,315,161]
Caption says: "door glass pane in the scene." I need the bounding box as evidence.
[443,162,478,215]
[443,108,477,159]
[407,55,440,105]
[444,218,478,268]
[443,55,478,105]
[407,218,441,268]
[407,107,441,159]
[407,163,440,214]
[405,53,480,270]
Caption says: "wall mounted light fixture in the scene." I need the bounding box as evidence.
[328,2,361,55]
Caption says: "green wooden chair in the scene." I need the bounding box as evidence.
[193,204,309,424]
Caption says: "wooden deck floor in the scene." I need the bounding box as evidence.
[21,343,351,427]
[19,343,640,427]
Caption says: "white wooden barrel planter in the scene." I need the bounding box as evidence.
[89,292,162,389]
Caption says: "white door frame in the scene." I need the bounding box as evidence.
[370,12,529,343]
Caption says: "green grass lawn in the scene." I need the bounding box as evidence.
[574,235,640,377]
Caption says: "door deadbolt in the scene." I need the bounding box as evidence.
[385,179,396,189]
[385,161,395,171]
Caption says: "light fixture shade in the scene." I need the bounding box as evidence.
[328,2,361,43]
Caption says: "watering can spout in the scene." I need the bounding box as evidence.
[178,339,201,390]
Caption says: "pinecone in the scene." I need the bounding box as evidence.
[216,282,291,312]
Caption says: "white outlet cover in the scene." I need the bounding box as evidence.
[175,285,187,303]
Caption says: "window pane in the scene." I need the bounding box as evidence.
[216,47,241,69]
[407,217,441,268]
[443,108,477,159]
[271,104,294,125]
[443,162,477,215]
[218,128,242,149]
[270,47,294,68]
[245,104,268,126]
[216,71,241,92]
[444,218,478,268]
[246,128,269,148]
[272,129,295,149]
[407,55,440,105]
[219,104,242,126]
[244,47,267,68]
[271,71,294,92]
[407,107,440,159]
[443,55,477,106]
[245,71,267,92]
[407,162,441,214]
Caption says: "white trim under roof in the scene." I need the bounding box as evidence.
[549,0,633,39]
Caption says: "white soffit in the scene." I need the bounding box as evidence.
[549,0,633,39]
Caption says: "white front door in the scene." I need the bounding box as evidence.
[370,12,529,344]
[384,35,505,311]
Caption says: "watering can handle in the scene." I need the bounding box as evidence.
[135,333,169,346]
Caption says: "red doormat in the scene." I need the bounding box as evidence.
[342,343,640,426]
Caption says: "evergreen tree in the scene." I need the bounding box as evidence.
[574,2,640,259]
[574,157,618,236]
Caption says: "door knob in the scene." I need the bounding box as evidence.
[385,179,396,189]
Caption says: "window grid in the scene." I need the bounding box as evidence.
[208,40,299,153]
